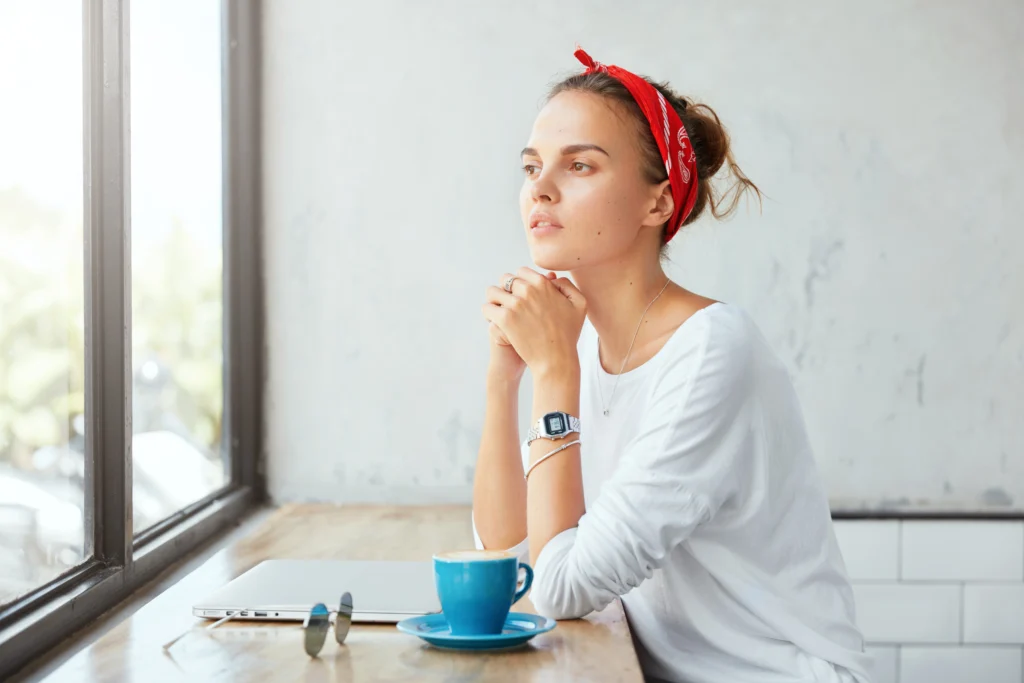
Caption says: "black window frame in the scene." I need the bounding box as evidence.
[0,0,263,677]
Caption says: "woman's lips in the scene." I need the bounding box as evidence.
[529,222,563,237]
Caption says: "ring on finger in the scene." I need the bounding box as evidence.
[503,276,519,293]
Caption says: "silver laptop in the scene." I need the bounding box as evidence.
[192,559,441,623]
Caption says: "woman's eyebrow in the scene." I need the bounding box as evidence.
[520,143,610,158]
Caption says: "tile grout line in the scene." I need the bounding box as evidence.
[959,582,965,645]
[883,643,1024,649]
[897,520,903,581]
[857,580,1024,585]
[1017,523,1024,683]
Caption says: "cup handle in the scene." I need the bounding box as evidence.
[513,563,534,604]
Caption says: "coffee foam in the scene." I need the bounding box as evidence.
[434,549,516,561]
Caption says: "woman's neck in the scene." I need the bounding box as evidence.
[569,255,676,370]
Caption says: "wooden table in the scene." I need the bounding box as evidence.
[37,505,644,682]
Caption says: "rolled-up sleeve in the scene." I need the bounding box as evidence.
[530,317,757,620]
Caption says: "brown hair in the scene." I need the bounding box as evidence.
[546,70,762,254]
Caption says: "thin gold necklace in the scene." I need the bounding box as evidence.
[596,278,671,416]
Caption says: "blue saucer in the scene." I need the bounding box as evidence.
[396,612,556,652]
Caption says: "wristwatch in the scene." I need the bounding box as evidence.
[527,411,581,445]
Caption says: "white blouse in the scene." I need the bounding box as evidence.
[473,302,873,683]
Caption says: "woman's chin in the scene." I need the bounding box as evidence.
[527,244,577,272]
[531,256,575,272]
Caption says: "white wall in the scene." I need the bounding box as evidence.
[262,1,1024,511]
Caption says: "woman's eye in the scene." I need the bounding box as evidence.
[522,162,590,176]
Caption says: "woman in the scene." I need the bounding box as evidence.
[473,45,871,683]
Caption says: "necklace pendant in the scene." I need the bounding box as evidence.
[603,409,610,416]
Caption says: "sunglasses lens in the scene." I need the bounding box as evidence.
[303,603,330,657]
[334,591,353,644]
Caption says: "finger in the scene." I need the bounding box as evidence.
[481,302,508,326]
[489,322,512,346]
[546,271,557,280]
[485,285,518,307]
[499,272,524,297]
[488,323,503,343]
[551,277,587,310]
[515,266,547,287]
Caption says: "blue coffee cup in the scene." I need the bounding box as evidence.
[432,550,534,635]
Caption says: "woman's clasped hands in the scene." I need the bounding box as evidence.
[481,267,587,382]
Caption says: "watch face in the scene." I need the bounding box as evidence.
[545,413,566,435]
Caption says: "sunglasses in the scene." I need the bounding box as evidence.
[161,591,354,658]
[303,591,354,657]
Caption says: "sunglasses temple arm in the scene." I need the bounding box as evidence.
[160,609,247,651]
[206,610,245,631]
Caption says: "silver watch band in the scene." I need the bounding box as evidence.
[526,414,581,444]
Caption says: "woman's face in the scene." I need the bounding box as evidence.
[519,90,670,272]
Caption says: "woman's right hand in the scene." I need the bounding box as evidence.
[485,271,558,384]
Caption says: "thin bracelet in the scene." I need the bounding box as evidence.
[524,439,581,481]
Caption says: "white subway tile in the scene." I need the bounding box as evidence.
[833,521,900,580]
[902,521,1024,581]
[964,585,1024,643]
[900,646,1022,683]
[866,645,898,683]
[854,584,961,643]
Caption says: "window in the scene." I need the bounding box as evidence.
[0,1,262,677]
[130,0,228,535]
[0,0,86,607]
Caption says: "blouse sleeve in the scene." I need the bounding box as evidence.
[529,313,758,620]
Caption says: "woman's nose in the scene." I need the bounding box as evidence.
[530,173,558,203]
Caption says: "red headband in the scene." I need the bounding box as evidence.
[573,44,698,243]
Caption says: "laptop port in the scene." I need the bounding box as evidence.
[254,611,267,617]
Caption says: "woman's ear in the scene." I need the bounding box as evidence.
[642,179,675,228]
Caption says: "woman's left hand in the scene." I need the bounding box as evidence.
[481,267,587,378]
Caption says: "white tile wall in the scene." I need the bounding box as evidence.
[866,645,899,683]
[963,585,1024,644]
[833,520,1024,682]
[901,521,1024,581]
[900,646,1022,683]
[853,583,961,643]
[833,521,900,580]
